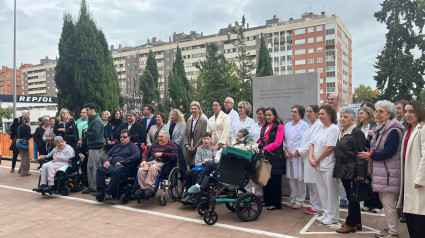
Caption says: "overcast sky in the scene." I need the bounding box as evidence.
[0,0,387,89]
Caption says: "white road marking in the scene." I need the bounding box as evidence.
[0,184,298,238]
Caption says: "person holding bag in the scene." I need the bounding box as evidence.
[17,115,32,177]
[334,107,367,233]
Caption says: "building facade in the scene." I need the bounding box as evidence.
[22,57,57,97]
[112,12,352,107]
[0,64,33,95]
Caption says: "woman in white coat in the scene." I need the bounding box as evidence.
[397,100,425,238]
[207,100,232,151]
[231,101,255,141]
[165,109,187,149]
[294,105,322,215]
[284,105,308,209]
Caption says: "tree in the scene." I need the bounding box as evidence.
[352,84,380,103]
[0,103,12,132]
[195,43,240,116]
[55,0,122,114]
[168,46,192,117]
[256,33,273,77]
[229,15,255,103]
[139,50,161,108]
[374,0,425,101]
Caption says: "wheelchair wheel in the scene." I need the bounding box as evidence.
[168,167,184,201]
[158,194,167,206]
[96,194,105,202]
[120,193,129,204]
[225,202,236,212]
[235,193,262,222]
[197,201,209,216]
[203,211,218,225]
[62,186,70,196]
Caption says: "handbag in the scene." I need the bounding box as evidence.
[252,157,272,186]
[350,177,373,203]
[16,125,29,150]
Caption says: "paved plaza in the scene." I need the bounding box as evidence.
[0,160,409,238]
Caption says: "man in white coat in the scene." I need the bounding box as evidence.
[224,97,239,123]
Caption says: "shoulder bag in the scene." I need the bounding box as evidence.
[252,156,272,186]
[16,125,29,150]
[349,177,373,202]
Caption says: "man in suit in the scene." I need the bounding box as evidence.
[115,110,147,145]
[140,105,156,133]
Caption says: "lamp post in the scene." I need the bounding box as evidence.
[12,0,17,118]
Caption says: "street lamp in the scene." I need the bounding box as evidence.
[12,0,17,118]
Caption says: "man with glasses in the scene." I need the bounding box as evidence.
[224,97,239,123]
[115,110,147,144]
[91,130,140,200]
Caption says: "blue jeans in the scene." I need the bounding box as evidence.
[96,164,132,194]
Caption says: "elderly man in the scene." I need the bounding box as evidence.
[115,110,146,144]
[136,131,178,198]
[32,136,75,193]
[224,97,239,123]
[91,129,140,200]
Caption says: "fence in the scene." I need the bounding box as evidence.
[0,134,36,159]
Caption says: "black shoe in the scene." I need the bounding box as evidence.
[134,190,145,198]
[104,193,112,200]
[33,184,47,192]
[82,188,95,194]
[90,191,105,198]
[10,168,15,173]
[144,189,154,198]
[400,217,406,223]
[42,185,54,193]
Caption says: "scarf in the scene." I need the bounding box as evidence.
[57,141,67,151]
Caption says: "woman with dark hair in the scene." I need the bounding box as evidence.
[17,116,33,176]
[397,100,425,238]
[249,107,266,143]
[207,100,231,151]
[360,101,376,111]
[284,105,308,209]
[309,104,340,225]
[146,112,166,147]
[9,117,20,173]
[104,110,124,152]
[260,107,285,210]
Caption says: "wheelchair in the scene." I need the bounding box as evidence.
[34,151,85,196]
[195,147,262,225]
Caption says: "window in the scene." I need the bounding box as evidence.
[317,58,323,63]
[308,69,314,72]
[295,39,305,45]
[295,59,306,65]
[295,70,306,74]
[308,27,314,33]
[308,59,314,64]
[308,37,314,43]
[317,68,323,73]
[295,49,306,55]
[317,47,323,53]
[308,48,314,53]
[217,41,222,46]
[316,36,323,42]
[165,50,169,53]
[316,25,323,31]
[294,28,305,35]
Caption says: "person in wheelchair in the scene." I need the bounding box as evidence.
[90,129,140,200]
[136,131,178,198]
[33,136,75,192]
[188,128,258,194]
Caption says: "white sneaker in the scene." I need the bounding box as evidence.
[362,206,371,212]
[372,208,381,213]
[317,214,327,222]
[321,218,338,225]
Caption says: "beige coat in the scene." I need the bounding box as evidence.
[397,122,425,215]
[183,116,208,166]
[207,110,231,147]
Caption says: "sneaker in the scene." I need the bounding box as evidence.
[317,214,327,222]
[10,168,14,173]
[134,190,145,198]
[400,217,406,223]
[82,188,95,194]
[257,195,264,203]
[90,191,105,198]
[382,234,399,238]
[361,206,371,212]
[375,229,389,237]
[322,218,338,225]
[304,207,318,215]
[104,193,112,200]
[32,184,47,192]
[286,202,295,207]
[372,208,381,213]
[340,198,348,207]
[188,185,201,194]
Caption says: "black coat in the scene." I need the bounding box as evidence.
[54,119,77,145]
[17,124,32,140]
[333,127,367,179]
[33,125,47,155]
[260,123,286,175]
[115,121,147,144]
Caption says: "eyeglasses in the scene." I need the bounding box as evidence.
[238,106,245,109]
[120,136,128,139]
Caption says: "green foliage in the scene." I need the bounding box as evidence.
[374,0,425,101]
[0,102,13,132]
[55,0,122,114]
[140,50,161,107]
[352,84,380,103]
[229,15,255,104]
[256,33,273,77]
[168,46,192,118]
[195,43,240,117]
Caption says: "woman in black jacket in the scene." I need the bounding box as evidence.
[259,107,285,210]
[54,108,77,147]
[17,115,33,176]
[334,107,367,233]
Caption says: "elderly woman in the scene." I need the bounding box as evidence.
[294,105,322,215]
[334,107,367,233]
[32,136,75,193]
[284,105,308,209]
[17,115,32,177]
[33,117,50,156]
[184,101,208,168]
[54,108,77,146]
[231,101,255,141]
[165,109,187,149]
[146,113,166,147]
[207,100,231,151]
[397,100,425,238]
[358,100,404,238]
[309,104,340,225]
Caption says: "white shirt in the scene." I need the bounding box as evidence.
[190,116,199,147]
[227,109,239,124]
[231,116,255,141]
[146,115,153,128]
[249,122,263,143]
[310,123,339,171]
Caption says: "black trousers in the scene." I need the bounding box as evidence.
[184,170,202,190]
[263,174,282,209]
[404,213,425,238]
[11,148,19,169]
[341,179,361,226]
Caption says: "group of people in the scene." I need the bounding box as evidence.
[7,95,425,238]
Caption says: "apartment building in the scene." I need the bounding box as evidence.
[0,64,33,95]
[112,11,352,107]
[22,57,57,97]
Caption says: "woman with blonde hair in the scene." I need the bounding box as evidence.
[356,106,376,140]
[54,108,77,146]
[231,101,255,141]
[17,115,32,176]
[165,109,187,149]
[184,101,208,167]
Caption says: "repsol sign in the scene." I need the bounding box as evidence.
[17,96,58,103]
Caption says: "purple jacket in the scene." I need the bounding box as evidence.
[370,118,404,193]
